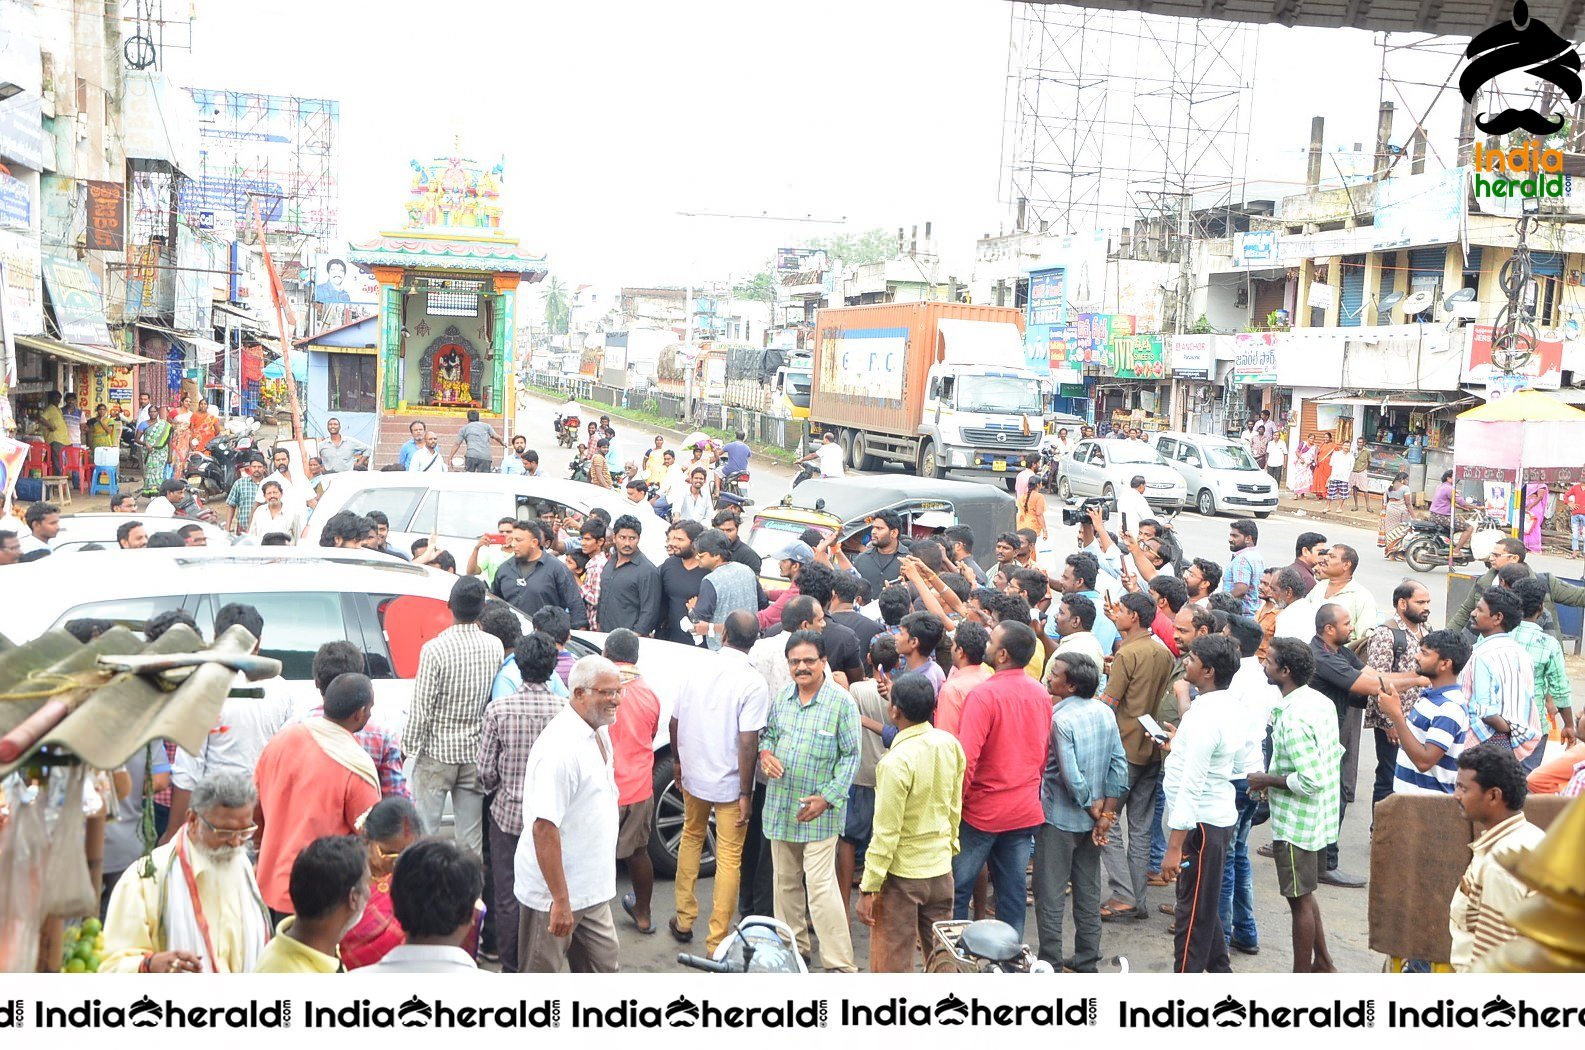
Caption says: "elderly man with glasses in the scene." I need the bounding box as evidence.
[100,771,274,973]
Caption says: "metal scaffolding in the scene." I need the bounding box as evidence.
[1001,4,1255,245]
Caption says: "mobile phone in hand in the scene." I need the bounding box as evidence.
[1138,713,1171,743]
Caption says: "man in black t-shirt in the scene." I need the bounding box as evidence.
[657,520,708,644]
[828,572,882,657]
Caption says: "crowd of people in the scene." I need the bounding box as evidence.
[67,452,1582,975]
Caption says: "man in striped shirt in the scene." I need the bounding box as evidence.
[1460,589,1541,766]
[1449,745,1545,971]
[1376,630,1470,796]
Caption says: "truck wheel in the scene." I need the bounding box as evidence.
[919,442,945,479]
[853,432,881,472]
[648,751,714,879]
[839,430,856,468]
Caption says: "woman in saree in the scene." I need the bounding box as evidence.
[1523,483,1550,553]
[168,395,195,471]
[1380,471,1415,560]
[189,402,222,453]
[1310,431,1336,500]
[1288,432,1316,498]
[139,411,174,495]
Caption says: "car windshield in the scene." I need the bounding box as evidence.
[1205,444,1258,470]
[1108,442,1163,464]
[748,518,833,580]
[955,374,1044,414]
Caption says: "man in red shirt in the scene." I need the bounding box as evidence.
[1566,480,1585,560]
[950,620,1052,936]
[1147,575,1189,656]
[606,629,662,935]
[253,673,382,919]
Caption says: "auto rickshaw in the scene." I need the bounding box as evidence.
[745,476,1016,585]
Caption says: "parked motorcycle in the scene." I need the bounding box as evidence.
[567,455,591,484]
[185,420,261,496]
[677,916,808,974]
[1401,514,1508,574]
[925,919,1055,973]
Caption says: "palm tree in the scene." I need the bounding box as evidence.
[543,276,570,334]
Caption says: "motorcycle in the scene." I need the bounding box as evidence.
[1401,513,1508,574]
[720,469,752,506]
[790,460,819,489]
[567,455,591,484]
[185,419,261,496]
[677,916,808,974]
[554,413,579,449]
[925,919,1056,973]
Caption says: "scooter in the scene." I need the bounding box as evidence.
[185,419,261,496]
[1401,514,1507,574]
[677,916,808,974]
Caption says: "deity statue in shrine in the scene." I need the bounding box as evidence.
[434,345,472,406]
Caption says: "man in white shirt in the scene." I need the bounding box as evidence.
[361,839,483,973]
[672,467,714,527]
[259,446,316,513]
[165,602,291,842]
[1272,566,1319,643]
[1220,615,1281,954]
[1160,634,1242,973]
[1114,474,1154,537]
[143,479,186,518]
[670,611,770,952]
[514,655,623,973]
[799,431,845,479]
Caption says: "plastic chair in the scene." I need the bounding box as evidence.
[88,463,120,496]
[24,440,49,478]
[59,445,92,492]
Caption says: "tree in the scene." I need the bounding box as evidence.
[732,271,775,303]
[542,276,570,334]
[806,228,899,268]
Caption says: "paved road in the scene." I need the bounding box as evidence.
[515,388,1567,973]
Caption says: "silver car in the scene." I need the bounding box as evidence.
[1056,438,1187,510]
[1151,431,1278,518]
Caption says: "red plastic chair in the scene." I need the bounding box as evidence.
[58,445,92,492]
[23,440,49,478]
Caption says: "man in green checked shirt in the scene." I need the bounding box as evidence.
[1247,637,1343,973]
[759,628,861,972]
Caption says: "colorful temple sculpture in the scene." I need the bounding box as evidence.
[350,149,546,460]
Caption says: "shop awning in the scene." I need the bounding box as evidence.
[15,334,158,368]
[1310,392,1477,411]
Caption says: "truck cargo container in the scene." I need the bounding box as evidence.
[808,302,1043,482]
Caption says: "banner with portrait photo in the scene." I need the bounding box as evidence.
[312,252,378,305]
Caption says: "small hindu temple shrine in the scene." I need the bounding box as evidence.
[350,148,546,460]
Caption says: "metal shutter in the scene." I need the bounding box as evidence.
[1530,251,1564,277]
[1339,255,1366,327]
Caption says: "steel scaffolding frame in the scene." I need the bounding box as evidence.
[1001,4,1255,244]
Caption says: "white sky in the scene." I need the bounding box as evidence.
[180,1,1471,293]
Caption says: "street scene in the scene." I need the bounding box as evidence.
[2,0,1584,985]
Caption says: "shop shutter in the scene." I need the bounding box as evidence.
[1408,247,1446,285]
[1339,255,1366,327]
[1378,252,1397,296]
[1251,277,1287,322]
[1530,250,1563,277]
[1462,245,1483,278]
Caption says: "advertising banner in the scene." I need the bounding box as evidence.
[1463,324,1562,390]
[1233,332,1277,384]
[1231,230,1277,269]
[1169,334,1212,379]
[1105,332,1165,380]
[1072,313,1110,364]
[1022,266,1065,371]
[0,228,42,337]
[1370,166,1468,252]
[39,254,112,347]
[0,168,29,229]
[776,247,826,272]
[313,250,379,305]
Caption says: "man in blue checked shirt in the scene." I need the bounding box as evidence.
[758,629,860,972]
[1033,651,1126,973]
[1223,519,1265,617]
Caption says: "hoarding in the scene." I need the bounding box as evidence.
[817,326,907,400]
[1463,324,1563,390]
[84,181,125,252]
[1023,266,1065,371]
[40,255,112,347]
[1169,334,1212,379]
[1105,333,1166,380]
[1230,230,1276,269]
[1371,166,1469,252]
[313,251,378,305]
[776,248,826,272]
[0,228,42,336]
[0,169,29,229]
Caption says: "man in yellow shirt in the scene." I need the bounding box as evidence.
[37,390,69,473]
[856,673,966,972]
[254,835,370,973]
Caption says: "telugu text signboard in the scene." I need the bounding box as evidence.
[84,181,125,252]
[1233,332,1277,384]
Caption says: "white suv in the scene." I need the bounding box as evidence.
[1150,431,1278,518]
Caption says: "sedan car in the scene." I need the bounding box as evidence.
[303,469,669,565]
[1151,431,1278,517]
[46,513,231,553]
[0,548,711,876]
[1056,438,1186,509]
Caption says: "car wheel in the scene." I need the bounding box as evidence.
[1057,476,1072,500]
[1197,488,1217,516]
[1102,483,1115,500]
[648,751,715,878]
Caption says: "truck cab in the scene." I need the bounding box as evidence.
[917,338,1046,482]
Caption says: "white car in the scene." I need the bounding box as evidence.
[1150,431,1279,518]
[1056,438,1187,511]
[0,548,712,875]
[47,513,231,553]
[302,469,669,565]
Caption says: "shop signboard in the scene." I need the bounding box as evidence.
[0,93,45,172]
[775,248,826,273]
[0,227,43,337]
[84,181,125,252]
[1072,313,1110,364]
[1370,166,1468,252]
[1169,334,1212,379]
[0,169,29,230]
[1105,332,1166,380]
[1231,230,1277,269]
[39,254,112,347]
[1463,324,1562,390]
[1232,332,1277,384]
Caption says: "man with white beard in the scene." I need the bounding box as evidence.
[100,772,274,973]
